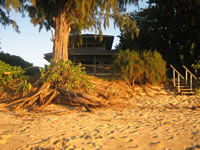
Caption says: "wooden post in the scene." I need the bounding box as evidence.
[173,70,175,87]
[185,70,188,86]
[190,75,192,90]
[73,56,76,64]
[178,75,180,93]
[94,55,96,75]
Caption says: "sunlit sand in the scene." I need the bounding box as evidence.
[0,79,200,150]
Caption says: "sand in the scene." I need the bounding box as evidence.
[0,85,200,150]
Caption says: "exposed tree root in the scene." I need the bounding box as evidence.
[58,86,101,112]
[7,82,102,112]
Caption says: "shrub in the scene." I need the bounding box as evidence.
[0,51,40,76]
[113,49,144,86]
[0,60,31,95]
[192,60,200,95]
[113,49,166,86]
[192,60,200,77]
[40,60,92,91]
[24,66,40,76]
[142,50,166,84]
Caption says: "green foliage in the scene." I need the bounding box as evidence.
[16,79,32,96]
[27,0,139,36]
[0,51,40,76]
[0,51,33,69]
[0,60,31,94]
[194,79,200,96]
[0,1,19,31]
[40,60,92,91]
[113,49,144,86]
[113,49,166,86]
[192,60,200,95]
[4,0,139,45]
[117,0,200,72]
[24,66,40,76]
[141,50,166,84]
[192,60,200,76]
[0,60,25,86]
[3,0,140,61]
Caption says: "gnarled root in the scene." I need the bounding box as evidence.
[7,83,102,112]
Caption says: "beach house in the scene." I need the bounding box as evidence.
[44,34,116,76]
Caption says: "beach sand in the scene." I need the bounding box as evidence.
[0,88,200,150]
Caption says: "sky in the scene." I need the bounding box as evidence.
[0,1,148,67]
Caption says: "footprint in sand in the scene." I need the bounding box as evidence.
[0,131,12,144]
[149,140,160,146]
[19,126,30,133]
[0,137,7,144]
[126,144,138,149]
[167,136,173,140]
[0,134,11,144]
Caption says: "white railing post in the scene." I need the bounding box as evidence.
[190,75,192,90]
[173,70,175,87]
[178,75,180,93]
[185,70,188,86]
[170,65,185,94]
[183,65,197,92]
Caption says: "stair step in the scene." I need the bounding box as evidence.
[174,79,185,80]
[175,84,189,86]
[181,91,195,95]
[171,78,184,81]
[174,79,186,81]
[180,88,192,91]
[175,82,185,84]
[173,78,185,80]
[176,86,189,88]
[170,65,197,95]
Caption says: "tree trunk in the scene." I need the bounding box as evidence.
[53,9,71,61]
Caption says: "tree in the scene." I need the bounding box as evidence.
[2,0,140,110]
[5,0,139,61]
[113,49,166,86]
[117,0,200,70]
[0,51,33,69]
[0,0,19,31]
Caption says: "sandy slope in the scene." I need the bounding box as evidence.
[0,85,200,150]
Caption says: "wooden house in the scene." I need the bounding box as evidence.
[44,34,116,76]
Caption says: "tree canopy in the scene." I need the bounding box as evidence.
[117,0,200,70]
[3,0,140,61]
[0,0,21,31]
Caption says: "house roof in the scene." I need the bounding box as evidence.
[44,34,115,62]
[68,48,116,55]
[44,48,117,61]
[70,34,114,50]
[80,34,114,38]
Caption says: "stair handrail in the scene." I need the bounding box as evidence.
[182,65,197,80]
[170,65,184,93]
[170,65,184,79]
[182,65,197,90]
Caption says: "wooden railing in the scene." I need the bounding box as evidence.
[73,63,117,77]
[183,65,197,90]
[170,65,184,93]
[170,64,197,94]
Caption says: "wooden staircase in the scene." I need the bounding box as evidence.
[170,65,197,95]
